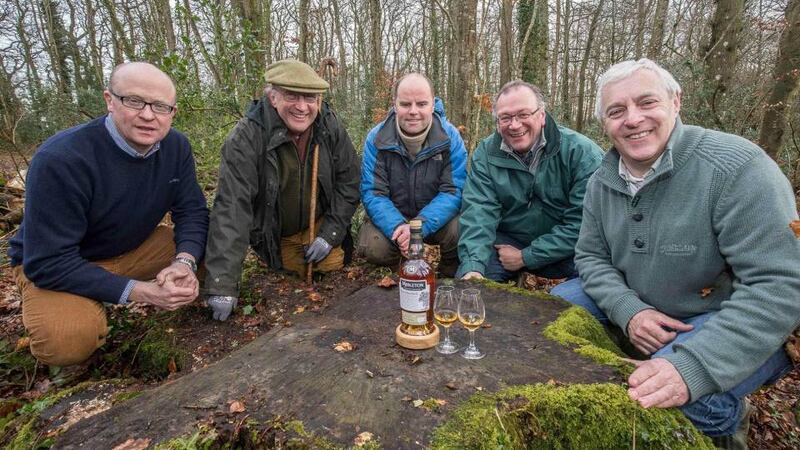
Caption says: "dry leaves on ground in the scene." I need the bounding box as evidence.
[112,438,151,450]
[333,341,354,352]
[229,400,246,413]
[377,276,397,288]
[353,431,374,446]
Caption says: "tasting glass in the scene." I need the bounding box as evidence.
[433,285,459,354]
[458,288,485,359]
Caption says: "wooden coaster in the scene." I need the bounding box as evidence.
[395,324,440,350]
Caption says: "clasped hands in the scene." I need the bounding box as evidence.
[129,253,199,311]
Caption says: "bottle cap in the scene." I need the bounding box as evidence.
[409,219,422,230]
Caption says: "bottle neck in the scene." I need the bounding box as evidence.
[408,229,423,259]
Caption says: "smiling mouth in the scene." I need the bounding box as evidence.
[508,130,528,138]
[626,130,652,139]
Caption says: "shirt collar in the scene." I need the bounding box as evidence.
[618,153,664,183]
[105,114,160,159]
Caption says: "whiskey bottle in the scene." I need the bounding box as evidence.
[396,219,439,348]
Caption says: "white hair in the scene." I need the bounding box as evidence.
[594,58,682,122]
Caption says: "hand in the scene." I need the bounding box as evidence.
[494,244,525,271]
[627,358,690,408]
[129,280,197,311]
[392,224,411,256]
[156,258,198,292]
[627,309,694,355]
[207,295,238,321]
[304,237,333,263]
[461,271,485,280]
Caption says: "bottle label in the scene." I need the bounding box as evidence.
[402,310,428,326]
[399,278,429,312]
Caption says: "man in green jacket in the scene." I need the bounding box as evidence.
[204,59,360,321]
[457,80,602,291]
[571,58,800,447]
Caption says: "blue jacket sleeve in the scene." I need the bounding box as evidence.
[360,125,406,238]
[417,120,467,237]
[22,153,130,304]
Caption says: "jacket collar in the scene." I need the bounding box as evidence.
[488,112,562,158]
[372,97,451,156]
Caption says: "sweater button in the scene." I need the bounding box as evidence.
[632,213,643,222]
[634,239,645,248]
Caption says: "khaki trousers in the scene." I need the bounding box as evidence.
[280,219,345,276]
[13,226,175,366]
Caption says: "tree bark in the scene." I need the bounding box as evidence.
[647,0,669,59]
[499,0,514,85]
[758,0,800,159]
[298,0,310,63]
[447,0,477,138]
[575,0,604,132]
[518,0,548,89]
[703,0,744,126]
[560,0,571,124]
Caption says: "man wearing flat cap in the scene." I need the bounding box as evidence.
[204,59,360,321]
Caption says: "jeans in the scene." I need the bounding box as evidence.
[550,278,793,436]
[457,231,578,282]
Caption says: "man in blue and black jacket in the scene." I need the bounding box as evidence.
[359,73,467,277]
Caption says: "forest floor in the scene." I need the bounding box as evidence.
[0,170,798,448]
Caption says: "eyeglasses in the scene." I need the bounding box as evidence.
[497,106,542,125]
[276,88,319,104]
[109,90,176,115]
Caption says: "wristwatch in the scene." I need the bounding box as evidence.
[173,256,198,273]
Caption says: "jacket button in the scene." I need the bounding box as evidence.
[634,239,645,248]
[632,213,643,222]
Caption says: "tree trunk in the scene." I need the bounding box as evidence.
[448,0,477,130]
[39,0,72,95]
[518,0,549,88]
[560,0,571,124]
[551,0,561,102]
[758,0,800,159]
[575,0,604,132]
[703,0,744,126]
[499,0,514,85]
[298,0,310,63]
[647,0,669,59]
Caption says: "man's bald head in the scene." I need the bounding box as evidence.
[109,62,176,104]
[392,73,434,102]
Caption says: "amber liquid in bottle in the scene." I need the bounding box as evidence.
[398,220,436,336]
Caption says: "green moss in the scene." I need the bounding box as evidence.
[543,306,632,374]
[134,328,184,381]
[111,390,142,405]
[471,278,560,302]
[154,425,219,449]
[431,383,714,450]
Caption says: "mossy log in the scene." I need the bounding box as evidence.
[56,282,636,448]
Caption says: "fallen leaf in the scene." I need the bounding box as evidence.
[283,320,293,327]
[242,317,263,328]
[476,386,484,391]
[412,399,424,407]
[790,220,800,238]
[481,323,492,329]
[334,341,355,352]
[15,336,30,351]
[308,291,323,302]
[167,358,177,374]
[366,370,374,378]
[409,356,421,365]
[434,399,447,406]
[377,276,397,288]
[401,396,413,402]
[294,306,306,314]
[229,400,246,413]
[346,267,362,280]
[112,438,151,450]
[530,320,540,325]
[353,431,374,446]
[700,287,713,298]
[445,382,459,390]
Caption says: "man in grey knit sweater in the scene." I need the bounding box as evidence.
[561,58,800,446]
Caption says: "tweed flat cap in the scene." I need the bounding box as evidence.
[265,59,329,93]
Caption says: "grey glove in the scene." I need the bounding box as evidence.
[207,295,237,321]
[304,237,333,263]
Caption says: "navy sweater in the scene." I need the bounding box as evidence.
[9,116,209,304]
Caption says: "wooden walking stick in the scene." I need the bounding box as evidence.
[306,143,320,284]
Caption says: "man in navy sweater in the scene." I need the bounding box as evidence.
[8,62,209,367]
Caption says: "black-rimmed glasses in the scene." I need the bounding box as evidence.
[497,106,542,125]
[109,90,176,115]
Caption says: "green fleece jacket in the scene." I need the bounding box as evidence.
[458,114,602,275]
[575,118,800,401]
